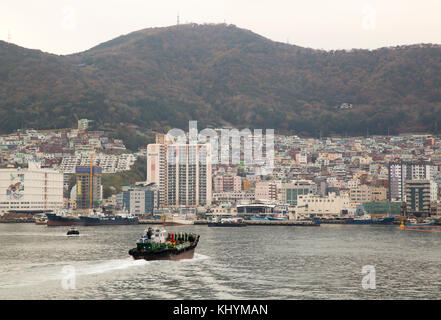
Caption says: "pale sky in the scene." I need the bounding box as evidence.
[1,0,440,55]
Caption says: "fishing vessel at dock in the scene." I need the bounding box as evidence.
[208,217,247,227]
[128,227,200,261]
[345,214,395,225]
[312,214,395,225]
[79,209,138,226]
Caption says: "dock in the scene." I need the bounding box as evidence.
[139,219,164,224]
[139,219,319,226]
[244,220,319,226]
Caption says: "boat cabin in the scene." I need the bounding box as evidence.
[140,227,167,243]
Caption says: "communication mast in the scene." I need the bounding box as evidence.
[89,153,93,209]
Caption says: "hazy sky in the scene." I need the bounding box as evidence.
[1,0,440,55]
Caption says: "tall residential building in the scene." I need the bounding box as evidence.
[147,143,212,207]
[75,165,102,209]
[147,144,168,206]
[388,161,438,201]
[0,162,63,212]
[405,180,434,216]
[213,175,242,193]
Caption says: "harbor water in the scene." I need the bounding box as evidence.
[0,223,440,299]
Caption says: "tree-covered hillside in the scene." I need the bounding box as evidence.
[1,23,440,136]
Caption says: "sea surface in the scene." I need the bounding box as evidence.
[0,223,440,299]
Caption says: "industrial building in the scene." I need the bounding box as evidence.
[0,162,63,213]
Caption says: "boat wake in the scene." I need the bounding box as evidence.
[181,253,209,262]
[0,253,209,291]
[0,232,83,237]
[77,258,150,276]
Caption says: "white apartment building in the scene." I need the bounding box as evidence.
[147,144,168,206]
[147,143,212,207]
[0,162,63,212]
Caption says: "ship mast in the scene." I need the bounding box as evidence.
[90,153,93,209]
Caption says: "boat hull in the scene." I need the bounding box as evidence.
[407,222,435,226]
[46,213,83,227]
[345,217,395,225]
[129,247,196,261]
[129,236,199,261]
[80,216,139,226]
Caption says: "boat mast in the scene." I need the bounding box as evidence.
[90,153,93,209]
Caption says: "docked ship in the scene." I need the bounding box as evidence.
[252,216,285,221]
[208,217,247,227]
[79,209,138,226]
[46,209,83,226]
[161,214,195,226]
[128,227,200,261]
[344,214,395,225]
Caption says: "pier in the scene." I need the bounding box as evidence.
[139,219,319,226]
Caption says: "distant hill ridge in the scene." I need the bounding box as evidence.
[0,23,440,136]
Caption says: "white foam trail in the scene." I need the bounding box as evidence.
[77,258,150,276]
[0,232,79,237]
[0,253,210,291]
[179,253,209,262]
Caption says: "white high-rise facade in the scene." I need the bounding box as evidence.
[147,144,168,206]
[147,143,212,207]
[388,161,438,201]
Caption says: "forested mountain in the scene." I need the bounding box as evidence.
[1,23,440,136]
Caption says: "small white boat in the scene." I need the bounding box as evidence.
[162,214,194,226]
[406,218,435,226]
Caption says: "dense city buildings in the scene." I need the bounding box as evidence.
[208,133,441,218]
[3,126,441,218]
